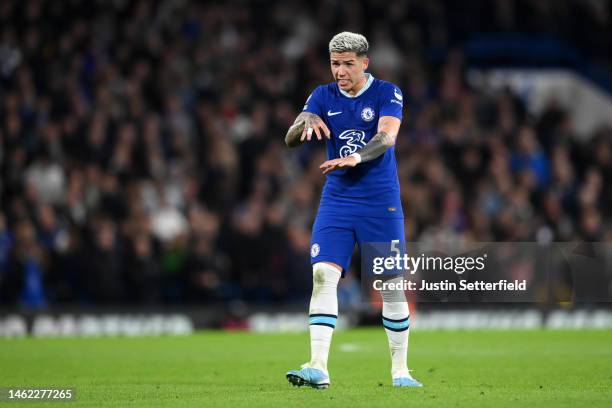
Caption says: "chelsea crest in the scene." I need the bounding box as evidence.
[361,107,375,122]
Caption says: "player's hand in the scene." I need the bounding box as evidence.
[319,156,359,175]
[300,113,331,142]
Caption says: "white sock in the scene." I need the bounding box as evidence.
[308,262,341,373]
[381,276,410,379]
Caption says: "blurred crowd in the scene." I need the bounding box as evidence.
[1,0,611,307]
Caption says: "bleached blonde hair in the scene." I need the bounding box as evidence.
[328,32,369,56]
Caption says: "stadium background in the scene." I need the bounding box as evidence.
[0,0,611,333]
[0,2,611,407]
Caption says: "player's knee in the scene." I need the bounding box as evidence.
[381,288,407,303]
[380,276,407,303]
[312,262,342,288]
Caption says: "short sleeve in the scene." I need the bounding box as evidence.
[302,86,325,118]
[379,83,404,120]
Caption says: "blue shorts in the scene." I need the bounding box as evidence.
[310,212,405,276]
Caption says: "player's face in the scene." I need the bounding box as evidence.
[330,52,369,94]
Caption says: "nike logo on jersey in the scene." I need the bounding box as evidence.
[327,110,342,116]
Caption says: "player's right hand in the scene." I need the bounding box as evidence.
[301,113,331,142]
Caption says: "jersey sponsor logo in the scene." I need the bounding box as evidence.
[327,110,342,116]
[361,107,375,122]
[338,129,366,157]
[311,243,320,257]
[393,88,403,101]
[390,99,403,106]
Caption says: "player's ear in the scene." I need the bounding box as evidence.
[361,56,369,71]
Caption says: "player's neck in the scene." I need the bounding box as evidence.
[348,74,368,96]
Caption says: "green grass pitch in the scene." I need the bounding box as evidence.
[1,328,611,407]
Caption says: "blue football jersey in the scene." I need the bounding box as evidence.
[303,74,404,218]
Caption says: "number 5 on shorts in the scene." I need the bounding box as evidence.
[390,239,400,257]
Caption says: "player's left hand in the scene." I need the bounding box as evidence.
[319,156,359,175]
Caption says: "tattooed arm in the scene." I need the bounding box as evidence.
[353,116,400,162]
[319,116,401,174]
[285,112,330,148]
